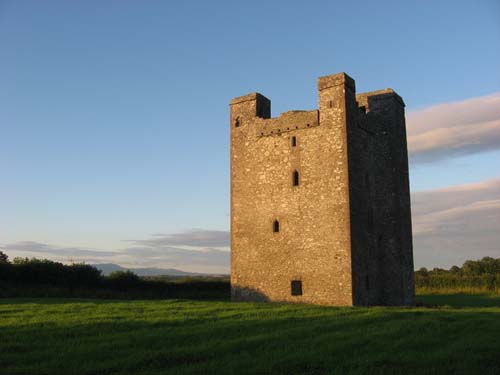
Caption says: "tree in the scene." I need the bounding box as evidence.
[417,267,429,276]
[108,270,141,288]
[0,251,8,264]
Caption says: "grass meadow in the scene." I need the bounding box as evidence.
[1,294,500,375]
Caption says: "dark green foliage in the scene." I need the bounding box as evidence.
[1,257,103,287]
[0,251,8,263]
[415,257,500,293]
[2,253,500,298]
[0,255,229,300]
[108,270,142,289]
[462,257,500,275]
[0,295,499,375]
[143,275,230,283]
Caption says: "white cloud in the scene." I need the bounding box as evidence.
[127,229,229,248]
[412,178,500,268]
[1,230,230,274]
[407,92,500,163]
[1,241,117,258]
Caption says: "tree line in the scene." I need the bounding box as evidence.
[415,257,500,293]
[0,251,229,299]
[1,251,499,297]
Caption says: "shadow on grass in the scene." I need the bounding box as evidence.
[4,292,500,309]
[0,298,130,305]
[416,293,500,308]
[1,299,500,375]
[4,293,500,309]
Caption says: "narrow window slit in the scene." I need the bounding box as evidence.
[273,219,280,233]
[293,170,299,186]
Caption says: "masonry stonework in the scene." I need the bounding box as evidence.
[230,73,415,306]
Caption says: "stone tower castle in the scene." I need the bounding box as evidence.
[230,73,414,306]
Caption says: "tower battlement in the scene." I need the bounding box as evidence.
[230,73,414,306]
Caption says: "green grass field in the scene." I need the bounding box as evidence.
[1,294,500,375]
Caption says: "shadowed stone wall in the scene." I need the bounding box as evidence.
[230,73,414,306]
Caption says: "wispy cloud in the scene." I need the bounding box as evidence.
[407,92,500,164]
[412,178,500,268]
[121,246,229,268]
[1,241,117,258]
[127,229,230,248]
[1,230,230,274]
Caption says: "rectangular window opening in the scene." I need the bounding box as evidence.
[291,280,302,296]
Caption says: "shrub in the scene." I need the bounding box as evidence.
[415,257,500,293]
[107,270,142,289]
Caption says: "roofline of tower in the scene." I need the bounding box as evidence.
[356,88,405,107]
[230,92,270,105]
[317,72,355,92]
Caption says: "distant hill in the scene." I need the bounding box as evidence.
[91,263,204,277]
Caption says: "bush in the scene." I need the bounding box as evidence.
[415,256,500,293]
[0,257,103,287]
[107,270,142,289]
[0,252,230,299]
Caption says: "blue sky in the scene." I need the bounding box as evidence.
[1,0,499,272]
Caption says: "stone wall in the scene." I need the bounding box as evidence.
[355,90,415,305]
[230,73,414,306]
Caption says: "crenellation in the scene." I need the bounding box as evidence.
[253,110,319,137]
